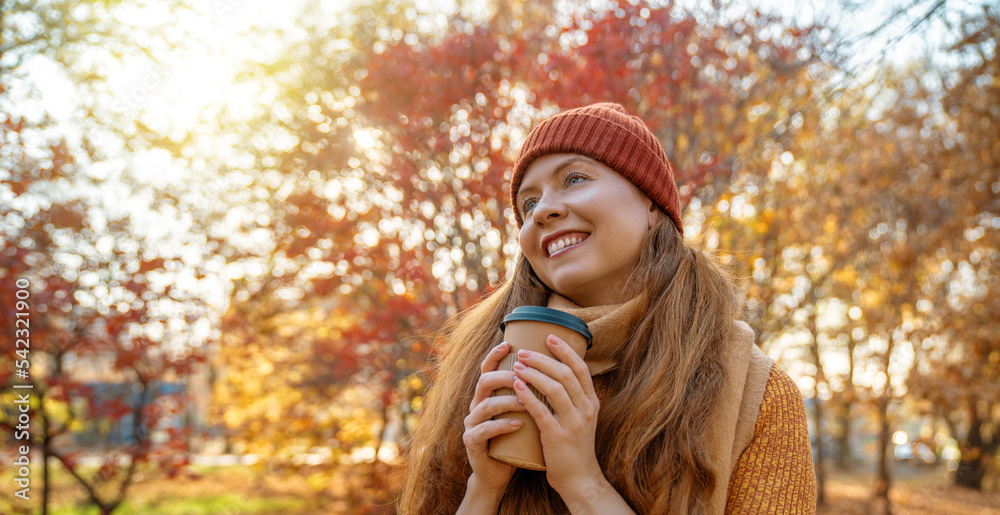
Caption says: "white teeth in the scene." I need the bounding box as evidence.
[547,236,583,256]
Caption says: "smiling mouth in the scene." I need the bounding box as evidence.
[546,234,589,257]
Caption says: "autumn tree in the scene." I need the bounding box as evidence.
[1,1,210,514]
[711,5,1000,510]
[0,211,205,515]
[905,8,1000,491]
[709,93,871,505]
[747,65,973,512]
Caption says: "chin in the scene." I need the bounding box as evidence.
[545,275,591,301]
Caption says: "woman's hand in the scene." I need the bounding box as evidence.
[462,337,635,515]
[512,334,622,511]
[461,341,527,502]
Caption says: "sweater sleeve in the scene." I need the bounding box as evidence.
[724,365,817,514]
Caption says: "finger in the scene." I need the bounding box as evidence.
[470,369,519,410]
[512,377,560,433]
[546,334,597,400]
[465,395,526,429]
[513,359,577,422]
[463,418,524,451]
[515,342,587,410]
[480,341,511,374]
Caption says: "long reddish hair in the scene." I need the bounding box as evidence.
[398,217,740,514]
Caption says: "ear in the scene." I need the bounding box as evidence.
[646,199,664,229]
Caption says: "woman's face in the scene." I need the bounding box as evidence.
[516,153,660,307]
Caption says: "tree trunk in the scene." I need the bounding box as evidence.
[373,389,392,466]
[834,398,853,470]
[40,403,50,515]
[955,454,989,490]
[874,394,892,515]
[954,415,999,490]
[42,445,50,515]
[807,306,826,505]
[836,334,858,470]
[811,382,826,506]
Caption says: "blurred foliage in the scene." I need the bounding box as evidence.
[1,1,211,514]
[2,0,999,513]
[903,9,1000,491]
[203,0,835,510]
[200,0,999,511]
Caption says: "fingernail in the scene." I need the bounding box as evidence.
[510,419,521,426]
[517,398,523,405]
[548,335,561,345]
[497,341,507,349]
[515,379,526,390]
[518,349,531,358]
[514,361,526,370]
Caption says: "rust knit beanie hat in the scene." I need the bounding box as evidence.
[510,102,683,235]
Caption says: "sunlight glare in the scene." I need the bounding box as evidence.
[353,128,379,150]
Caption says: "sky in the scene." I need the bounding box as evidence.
[18,0,969,155]
[7,0,980,359]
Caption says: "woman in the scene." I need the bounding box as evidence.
[398,103,816,514]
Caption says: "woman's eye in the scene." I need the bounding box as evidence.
[566,173,587,186]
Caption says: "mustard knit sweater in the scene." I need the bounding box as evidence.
[592,365,817,514]
[723,366,816,513]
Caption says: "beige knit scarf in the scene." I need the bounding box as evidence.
[545,292,774,513]
[546,292,646,375]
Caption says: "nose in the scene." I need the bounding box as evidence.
[530,191,566,226]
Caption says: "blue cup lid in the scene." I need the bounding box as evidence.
[501,306,593,349]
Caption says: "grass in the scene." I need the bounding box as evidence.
[0,463,312,515]
[40,495,301,515]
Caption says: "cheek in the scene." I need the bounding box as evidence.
[592,188,650,228]
[518,226,542,261]
[517,225,530,250]
[594,191,653,255]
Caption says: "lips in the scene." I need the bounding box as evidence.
[542,231,590,257]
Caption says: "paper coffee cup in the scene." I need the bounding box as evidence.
[488,306,593,470]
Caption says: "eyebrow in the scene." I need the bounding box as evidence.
[516,156,592,202]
